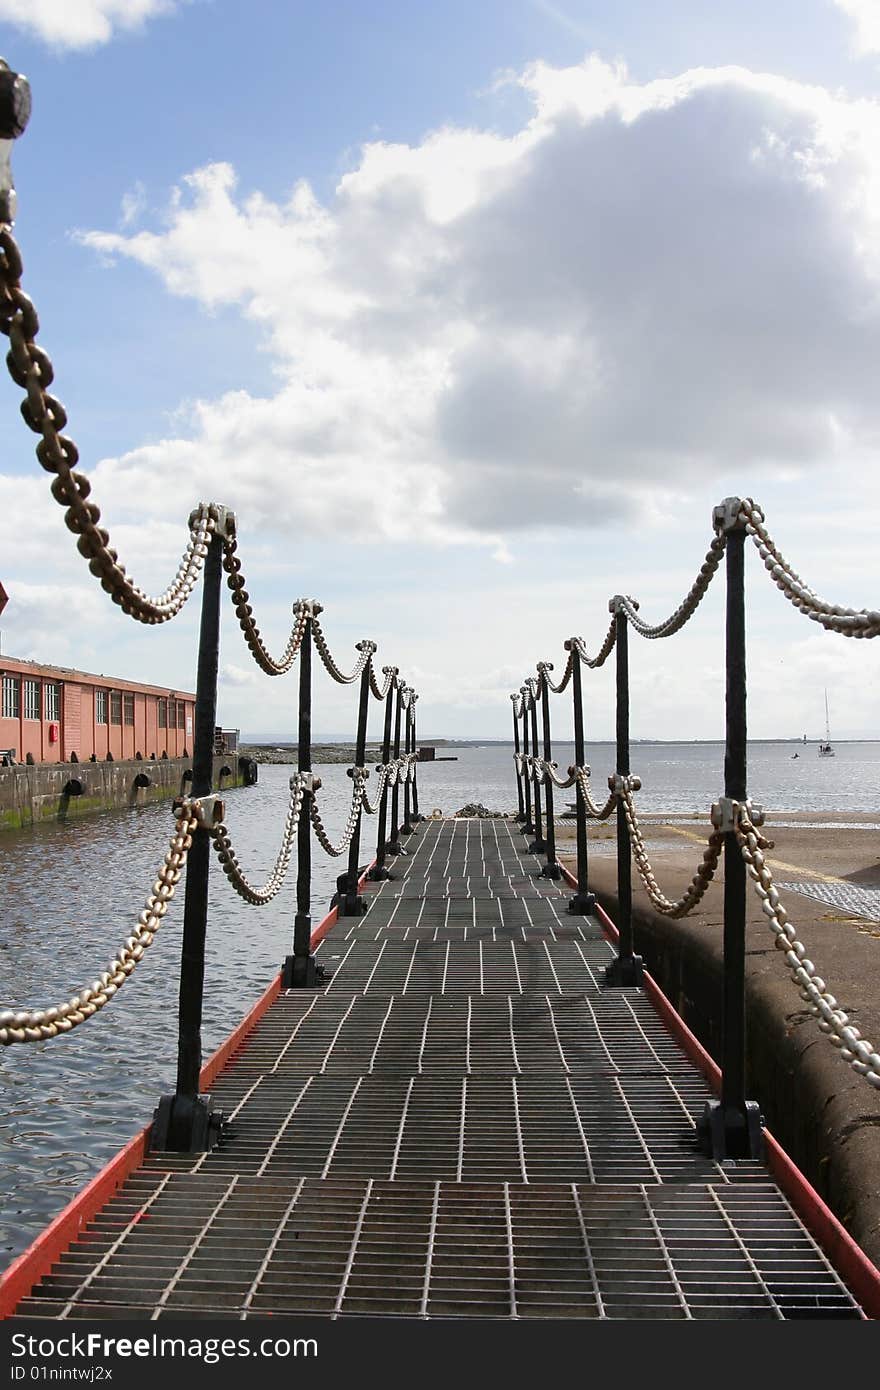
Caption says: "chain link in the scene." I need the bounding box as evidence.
[617,532,727,639]
[740,498,880,638]
[210,778,304,904]
[0,226,226,623]
[222,538,310,674]
[538,654,573,694]
[736,805,880,1090]
[619,782,724,917]
[0,805,196,1044]
[309,768,371,856]
[311,613,374,684]
[576,768,617,820]
[569,620,618,670]
[369,661,397,700]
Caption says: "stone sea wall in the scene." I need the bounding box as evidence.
[0,753,257,831]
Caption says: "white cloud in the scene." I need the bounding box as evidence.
[833,0,880,55]
[73,57,880,555]
[4,54,880,739]
[0,0,179,49]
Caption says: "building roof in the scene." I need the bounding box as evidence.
[0,655,195,700]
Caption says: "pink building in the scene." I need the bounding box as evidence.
[0,657,195,764]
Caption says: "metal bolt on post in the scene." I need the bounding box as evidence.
[566,639,595,915]
[151,507,234,1152]
[369,669,398,880]
[698,499,763,1161]
[282,602,326,987]
[604,598,644,987]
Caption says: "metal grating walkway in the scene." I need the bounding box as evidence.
[11,819,863,1320]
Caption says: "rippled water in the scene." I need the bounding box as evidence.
[1,741,878,1268]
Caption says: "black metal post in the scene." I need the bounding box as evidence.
[512,694,525,822]
[567,642,595,914]
[520,688,534,836]
[369,671,396,880]
[411,694,424,821]
[339,648,372,916]
[387,680,406,857]
[699,504,762,1160]
[151,515,227,1152]
[538,668,561,879]
[282,610,323,987]
[527,682,546,854]
[401,691,415,836]
[604,601,643,987]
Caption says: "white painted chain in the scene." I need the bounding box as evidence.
[311,613,375,684]
[210,777,305,905]
[620,782,724,917]
[576,768,617,820]
[740,498,880,638]
[222,542,310,674]
[737,805,880,1090]
[618,531,727,639]
[569,620,617,669]
[370,661,397,700]
[0,805,196,1044]
[524,755,578,789]
[309,769,370,857]
[538,655,573,694]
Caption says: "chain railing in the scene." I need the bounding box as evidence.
[511,493,879,1161]
[0,66,430,1151]
[1,802,196,1045]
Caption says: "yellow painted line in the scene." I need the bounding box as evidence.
[662,824,846,885]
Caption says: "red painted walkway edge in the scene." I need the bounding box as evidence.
[557,861,880,1318]
[0,860,375,1319]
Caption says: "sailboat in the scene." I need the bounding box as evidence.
[818,689,834,757]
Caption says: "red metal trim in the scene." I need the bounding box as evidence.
[558,857,880,1316]
[0,858,377,1317]
[764,1131,879,1319]
[0,1127,150,1318]
[198,975,282,1091]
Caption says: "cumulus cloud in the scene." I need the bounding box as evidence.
[0,0,179,49]
[833,0,880,55]
[73,56,880,552]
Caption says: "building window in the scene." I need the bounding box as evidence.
[2,674,19,720]
[44,683,60,722]
[177,701,185,730]
[96,689,108,725]
[158,698,167,728]
[110,691,122,726]
[123,693,135,726]
[24,679,40,721]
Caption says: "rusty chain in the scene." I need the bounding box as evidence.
[0,803,196,1045]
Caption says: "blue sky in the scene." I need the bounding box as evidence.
[0,0,878,742]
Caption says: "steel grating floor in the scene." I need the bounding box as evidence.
[12,818,863,1321]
